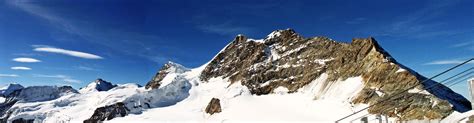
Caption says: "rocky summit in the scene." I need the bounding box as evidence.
[199,29,471,120]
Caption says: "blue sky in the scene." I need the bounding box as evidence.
[0,0,473,97]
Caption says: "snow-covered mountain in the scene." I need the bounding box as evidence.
[80,78,117,93]
[0,29,471,122]
[0,84,23,97]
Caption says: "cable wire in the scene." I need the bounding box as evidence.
[335,58,474,122]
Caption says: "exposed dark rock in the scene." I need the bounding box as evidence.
[58,86,79,94]
[205,98,222,115]
[145,64,170,89]
[0,84,23,97]
[11,118,34,123]
[84,102,130,123]
[146,62,188,89]
[0,100,17,122]
[94,78,117,91]
[199,29,471,120]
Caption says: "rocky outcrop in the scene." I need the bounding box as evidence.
[94,79,117,91]
[79,79,118,93]
[205,98,222,115]
[0,84,24,97]
[16,86,78,102]
[58,86,79,94]
[199,29,471,120]
[84,102,129,123]
[11,118,34,123]
[146,62,189,89]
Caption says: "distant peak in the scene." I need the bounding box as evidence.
[164,61,188,71]
[80,78,116,93]
[0,83,24,97]
[233,34,248,43]
[95,78,106,83]
[266,28,296,39]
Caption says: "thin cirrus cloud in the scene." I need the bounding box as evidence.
[12,57,41,63]
[33,74,81,83]
[0,74,19,77]
[11,66,32,70]
[424,59,474,65]
[33,45,103,59]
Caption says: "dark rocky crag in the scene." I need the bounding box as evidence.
[205,98,222,115]
[199,29,471,120]
[146,62,189,89]
[93,78,117,91]
[84,102,129,123]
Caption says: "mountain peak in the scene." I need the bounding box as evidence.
[80,78,117,93]
[199,30,470,119]
[351,37,395,63]
[145,61,189,89]
[95,78,106,83]
[266,28,296,39]
[0,83,24,97]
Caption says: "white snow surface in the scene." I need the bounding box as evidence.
[246,38,265,43]
[266,30,282,39]
[108,69,369,122]
[7,83,142,122]
[3,61,456,123]
[396,68,407,73]
[4,62,398,122]
[442,110,474,123]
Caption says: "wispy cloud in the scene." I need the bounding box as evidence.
[0,74,19,77]
[33,45,103,59]
[451,42,473,48]
[7,0,170,63]
[75,66,99,71]
[12,57,41,63]
[345,17,367,24]
[450,41,474,51]
[13,53,42,57]
[361,1,465,39]
[196,21,255,36]
[6,0,81,36]
[424,59,474,65]
[11,66,32,70]
[33,74,81,83]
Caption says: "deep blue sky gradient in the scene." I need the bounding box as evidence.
[0,0,473,97]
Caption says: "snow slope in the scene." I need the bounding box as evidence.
[5,83,141,122]
[108,65,372,122]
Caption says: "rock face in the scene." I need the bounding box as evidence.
[0,84,24,97]
[11,118,34,123]
[79,79,117,93]
[94,79,117,91]
[14,86,78,102]
[84,102,130,123]
[199,29,471,120]
[205,98,222,115]
[146,62,189,89]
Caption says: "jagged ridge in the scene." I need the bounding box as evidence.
[199,29,471,120]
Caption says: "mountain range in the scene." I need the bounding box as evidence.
[0,29,471,122]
